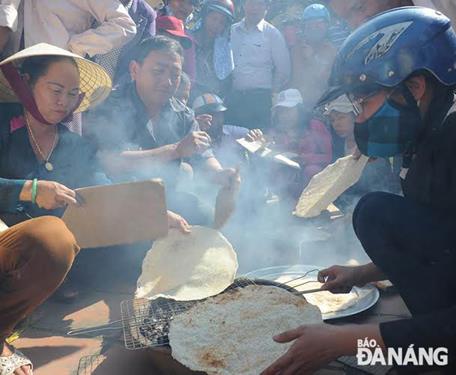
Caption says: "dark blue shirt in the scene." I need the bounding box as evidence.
[84,82,213,187]
[0,104,109,224]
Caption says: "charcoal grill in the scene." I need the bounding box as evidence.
[68,278,305,350]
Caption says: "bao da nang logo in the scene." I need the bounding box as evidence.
[357,338,448,367]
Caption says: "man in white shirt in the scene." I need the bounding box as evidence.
[0,0,136,58]
[227,0,291,130]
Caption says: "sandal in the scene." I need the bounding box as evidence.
[0,347,33,375]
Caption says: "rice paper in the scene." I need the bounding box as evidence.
[0,219,8,233]
[169,285,322,375]
[135,226,238,301]
[274,275,359,314]
[294,155,369,218]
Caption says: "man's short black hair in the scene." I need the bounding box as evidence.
[132,35,184,64]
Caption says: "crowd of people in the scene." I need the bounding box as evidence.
[0,0,455,374]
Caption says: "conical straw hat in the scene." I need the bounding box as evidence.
[0,43,112,113]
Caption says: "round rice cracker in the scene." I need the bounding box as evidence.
[169,285,323,375]
[136,226,238,301]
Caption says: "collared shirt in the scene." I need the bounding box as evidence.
[230,19,291,92]
[84,82,213,187]
[0,103,110,224]
[0,0,136,58]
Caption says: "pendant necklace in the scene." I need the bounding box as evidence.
[25,112,58,172]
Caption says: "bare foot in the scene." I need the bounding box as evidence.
[1,341,33,375]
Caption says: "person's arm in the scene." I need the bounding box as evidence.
[204,156,223,174]
[0,0,21,54]
[97,130,212,176]
[0,177,27,213]
[67,0,136,57]
[267,309,456,374]
[318,263,386,293]
[0,177,78,213]
[202,156,241,189]
[121,144,181,163]
[270,27,291,93]
[261,323,385,375]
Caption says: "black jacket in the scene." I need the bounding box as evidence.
[402,92,456,214]
[380,91,456,373]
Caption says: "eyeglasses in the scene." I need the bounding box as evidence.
[347,90,381,116]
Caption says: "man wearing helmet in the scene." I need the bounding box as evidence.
[190,0,235,97]
[262,7,456,374]
[192,92,248,166]
[291,3,337,111]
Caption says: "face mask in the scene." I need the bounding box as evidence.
[354,97,422,158]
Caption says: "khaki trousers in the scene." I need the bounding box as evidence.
[0,216,79,340]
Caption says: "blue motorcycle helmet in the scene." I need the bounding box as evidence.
[302,3,331,24]
[318,7,456,158]
[318,6,456,107]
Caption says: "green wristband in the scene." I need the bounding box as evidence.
[31,178,38,205]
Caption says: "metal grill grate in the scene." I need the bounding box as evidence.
[120,278,259,350]
[120,297,196,350]
[69,278,302,351]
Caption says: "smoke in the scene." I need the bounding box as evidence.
[183,135,372,275]
[81,5,400,276]
[84,88,387,275]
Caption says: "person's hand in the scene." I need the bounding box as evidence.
[213,168,241,190]
[245,129,265,143]
[352,147,362,160]
[196,114,213,132]
[176,131,212,158]
[260,324,345,375]
[318,265,364,293]
[213,168,241,229]
[261,323,385,375]
[35,181,79,210]
[167,210,191,234]
[352,147,377,163]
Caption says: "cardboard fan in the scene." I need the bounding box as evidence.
[62,180,168,248]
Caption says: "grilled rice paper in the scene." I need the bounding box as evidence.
[136,226,238,301]
[275,275,366,314]
[169,285,322,375]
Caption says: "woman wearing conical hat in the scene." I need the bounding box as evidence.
[0,43,188,375]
